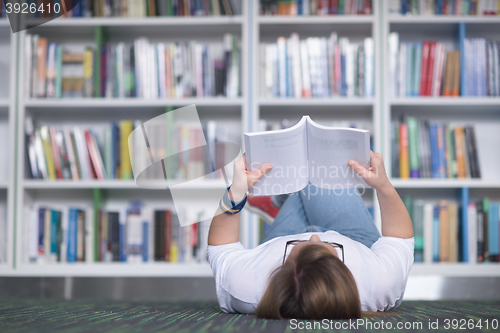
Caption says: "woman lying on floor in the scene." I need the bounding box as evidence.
[207,151,414,319]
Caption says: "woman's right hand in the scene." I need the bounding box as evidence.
[230,153,272,201]
[348,150,391,191]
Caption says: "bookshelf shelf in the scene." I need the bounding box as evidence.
[387,15,500,24]
[258,98,375,106]
[390,179,500,189]
[0,99,9,108]
[389,97,500,106]
[22,179,228,190]
[24,98,244,108]
[257,15,374,25]
[0,181,8,189]
[410,263,500,277]
[5,263,213,277]
[25,16,244,28]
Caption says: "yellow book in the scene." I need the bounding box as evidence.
[40,126,56,180]
[399,123,410,179]
[120,120,133,179]
[439,200,449,262]
[169,44,176,97]
[83,49,94,98]
[170,242,178,263]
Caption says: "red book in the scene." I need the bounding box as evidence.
[49,127,63,179]
[192,223,198,255]
[165,210,172,262]
[426,41,437,96]
[420,42,430,96]
[364,0,372,14]
[330,0,338,14]
[84,130,99,179]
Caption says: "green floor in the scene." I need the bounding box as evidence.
[0,299,499,332]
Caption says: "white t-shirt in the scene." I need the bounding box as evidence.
[208,231,414,313]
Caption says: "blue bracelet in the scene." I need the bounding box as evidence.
[219,186,247,215]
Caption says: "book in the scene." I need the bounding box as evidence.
[244,116,370,196]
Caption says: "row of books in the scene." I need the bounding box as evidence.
[25,32,240,99]
[25,116,232,181]
[389,31,500,97]
[388,35,462,97]
[391,118,481,179]
[259,0,373,15]
[389,0,500,16]
[23,202,212,264]
[259,34,374,98]
[405,194,500,263]
[19,0,240,18]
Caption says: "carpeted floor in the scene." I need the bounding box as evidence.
[0,299,499,332]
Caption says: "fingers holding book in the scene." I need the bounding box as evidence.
[348,150,389,191]
[231,154,272,200]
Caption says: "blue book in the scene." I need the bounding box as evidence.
[458,22,466,96]
[72,0,81,17]
[488,203,499,261]
[341,50,346,96]
[401,0,407,14]
[433,206,440,262]
[142,221,149,262]
[414,42,422,96]
[437,0,444,14]
[67,208,78,263]
[111,122,119,179]
[298,0,303,15]
[436,123,447,178]
[119,209,127,262]
[429,123,439,177]
[50,210,58,256]
[460,187,469,262]
[38,208,46,257]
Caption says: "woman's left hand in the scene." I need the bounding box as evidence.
[230,154,272,201]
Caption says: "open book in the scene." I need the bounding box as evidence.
[244,116,370,195]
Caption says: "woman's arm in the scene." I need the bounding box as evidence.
[348,151,414,239]
[208,154,272,246]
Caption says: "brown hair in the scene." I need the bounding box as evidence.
[255,243,361,320]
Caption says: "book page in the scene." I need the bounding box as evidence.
[244,117,309,195]
[306,118,370,190]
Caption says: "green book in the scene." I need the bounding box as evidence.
[413,200,425,262]
[407,116,420,178]
[402,195,413,220]
[55,44,63,99]
[405,43,413,97]
[166,0,173,16]
[104,126,113,179]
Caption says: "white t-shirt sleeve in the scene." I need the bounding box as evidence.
[207,242,246,313]
[369,236,415,311]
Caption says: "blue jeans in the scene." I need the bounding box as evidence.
[261,183,381,248]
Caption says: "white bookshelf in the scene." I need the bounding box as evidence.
[2,1,499,279]
[12,2,250,277]
[0,19,16,274]
[381,0,500,273]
